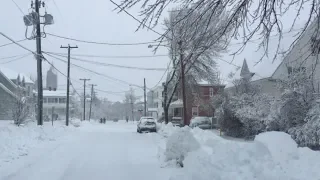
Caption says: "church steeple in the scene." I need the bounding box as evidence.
[240,59,254,79]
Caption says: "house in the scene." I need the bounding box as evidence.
[169,80,225,125]
[147,86,164,119]
[43,90,68,120]
[226,20,320,96]
[0,67,35,120]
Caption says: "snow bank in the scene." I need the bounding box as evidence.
[0,120,76,167]
[163,127,200,167]
[159,124,320,180]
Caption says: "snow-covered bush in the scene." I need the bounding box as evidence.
[12,89,30,126]
[219,93,273,138]
[164,127,200,167]
[288,100,320,150]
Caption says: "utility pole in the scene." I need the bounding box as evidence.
[89,84,97,121]
[23,1,54,125]
[80,78,90,120]
[60,44,78,126]
[144,78,147,116]
[178,40,187,126]
[35,0,43,126]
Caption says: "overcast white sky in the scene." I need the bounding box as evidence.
[0,0,310,101]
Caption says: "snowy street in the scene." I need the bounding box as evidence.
[0,121,172,180]
[2,120,320,180]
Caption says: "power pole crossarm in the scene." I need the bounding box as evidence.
[80,78,90,120]
[61,44,78,126]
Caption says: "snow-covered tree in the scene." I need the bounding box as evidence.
[12,88,30,126]
[161,6,231,123]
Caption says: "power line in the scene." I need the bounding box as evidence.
[0,53,32,64]
[43,52,145,88]
[46,33,160,46]
[42,57,81,97]
[109,0,163,37]
[45,52,167,71]
[0,53,31,60]
[0,38,28,48]
[10,0,25,15]
[44,51,167,59]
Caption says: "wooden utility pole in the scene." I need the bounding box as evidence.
[35,0,43,126]
[80,78,90,120]
[178,40,187,126]
[89,84,97,121]
[144,78,147,116]
[60,44,78,126]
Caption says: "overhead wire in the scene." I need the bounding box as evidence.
[0,38,28,48]
[44,52,167,71]
[46,33,160,46]
[42,52,146,89]
[0,53,32,60]
[42,58,82,97]
[0,53,32,64]
[44,51,168,59]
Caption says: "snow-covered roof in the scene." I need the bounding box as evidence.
[0,67,33,84]
[0,83,16,98]
[43,90,68,97]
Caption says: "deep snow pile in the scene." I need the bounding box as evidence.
[0,120,77,167]
[158,125,320,180]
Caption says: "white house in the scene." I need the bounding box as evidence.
[147,86,164,119]
[226,20,320,96]
[43,90,68,120]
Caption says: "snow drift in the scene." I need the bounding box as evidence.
[158,125,320,180]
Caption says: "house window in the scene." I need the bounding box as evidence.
[59,98,66,103]
[192,107,199,116]
[48,98,58,103]
[48,98,55,103]
[209,88,214,97]
[287,66,306,75]
[43,98,47,103]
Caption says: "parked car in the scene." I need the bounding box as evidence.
[189,116,212,130]
[137,117,157,133]
[171,116,183,127]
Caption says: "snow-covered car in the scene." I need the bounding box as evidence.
[189,116,212,130]
[137,117,157,133]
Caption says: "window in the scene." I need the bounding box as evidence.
[192,107,199,116]
[48,98,58,103]
[59,98,66,103]
[209,88,214,97]
[48,98,55,103]
[287,66,306,75]
[43,98,47,103]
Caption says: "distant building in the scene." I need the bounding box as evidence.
[169,80,225,125]
[0,67,35,120]
[45,65,58,91]
[147,86,164,119]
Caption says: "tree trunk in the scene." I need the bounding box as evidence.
[164,106,169,124]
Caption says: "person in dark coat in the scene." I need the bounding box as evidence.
[103,117,106,124]
[100,118,103,124]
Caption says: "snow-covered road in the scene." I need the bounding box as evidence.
[1,122,172,180]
